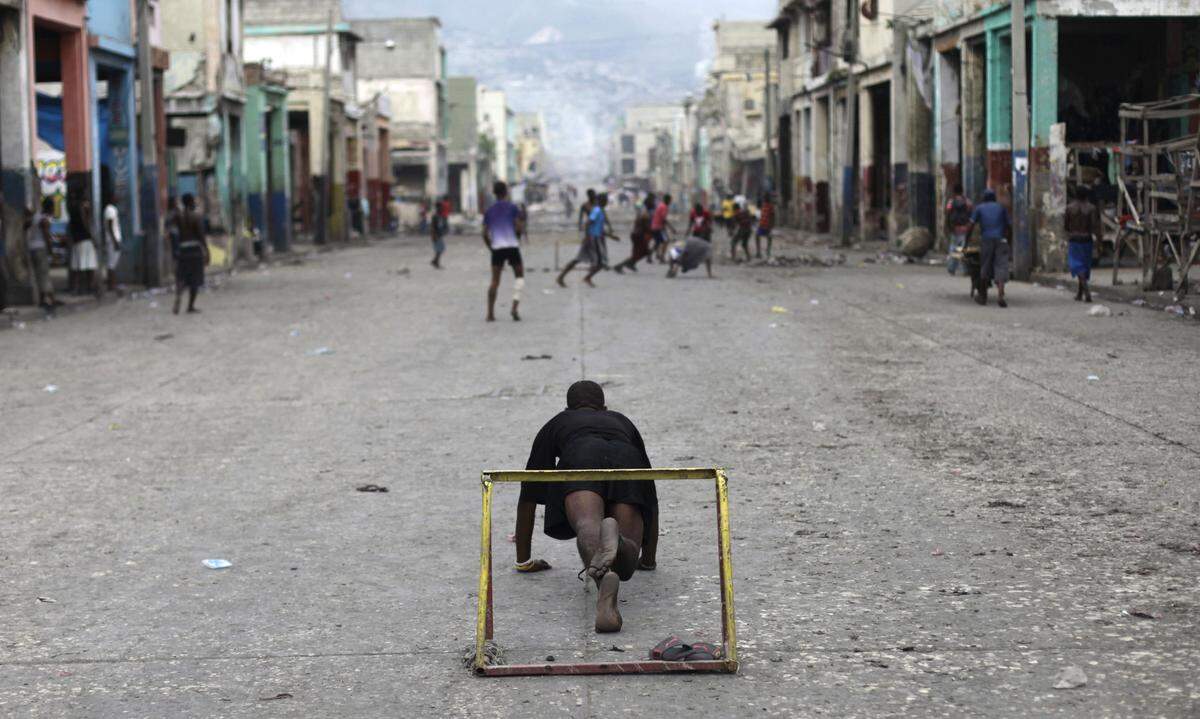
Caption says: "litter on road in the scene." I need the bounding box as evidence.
[202,559,232,569]
[1053,666,1088,690]
[1087,305,1112,317]
[306,347,335,356]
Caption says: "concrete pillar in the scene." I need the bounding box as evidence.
[985,28,1013,197]
[907,41,935,235]
[1031,16,1061,270]
[268,95,291,251]
[330,110,347,242]
[890,22,910,241]
[935,48,963,249]
[813,95,830,233]
[243,87,271,249]
[961,41,987,202]
[857,85,874,242]
[1,4,33,302]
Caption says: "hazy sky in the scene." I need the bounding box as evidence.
[344,0,778,177]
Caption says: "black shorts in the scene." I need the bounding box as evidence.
[490,247,522,268]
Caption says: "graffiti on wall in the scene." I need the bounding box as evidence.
[36,153,70,224]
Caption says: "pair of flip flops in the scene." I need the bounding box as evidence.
[650,635,722,661]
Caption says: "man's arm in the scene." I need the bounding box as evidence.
[514,215,526,241]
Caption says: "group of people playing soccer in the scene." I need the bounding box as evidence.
[553,188,778,286]
[471,181,777,324]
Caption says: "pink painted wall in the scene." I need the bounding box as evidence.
[28,0,92,176]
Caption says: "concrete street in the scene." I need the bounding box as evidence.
[2,214,1198,718]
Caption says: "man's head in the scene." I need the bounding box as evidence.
[693,201,703,213]
[182,193,196,210]
[1074,184,1091,202]
[644,194,656,210]
[734,203,742,212]
[566,380,606,411]
[41,197,54,215]
[982,188,997,203]
[586,188,596,201]
[953,183,964,195]
[663,193,672,206]
[598,193,608,207]
[493,181,508,199]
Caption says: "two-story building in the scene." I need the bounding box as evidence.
[161,0,247,266]
[244,0,360,244]
[445,76,478,217]
[476,85,512,197]
[612,104,684,195]
[700,20,777,206]
[354,17,446,203]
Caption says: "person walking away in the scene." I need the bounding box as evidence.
[68,199,99,295]
[430,204,448,269]
[964,188,1012,307]
[24,199,58,310]
[615,194,654,273]
[944,184,973,275]
[103,195,122,291]
[650,193,676,263]
[1065,184,1101,303]
[482,181,526,322]
[731,203,754,262]
[756,193,776,259]
[557,193,615,287]
[173,194,210,314]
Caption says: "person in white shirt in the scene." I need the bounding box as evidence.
[103,197,122,290]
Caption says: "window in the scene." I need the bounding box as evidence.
[621,134,635,154]
[779,27,790,60]
[621,158,636,174]
[744,98,757,111]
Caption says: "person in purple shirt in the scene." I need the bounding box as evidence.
[482,181,526,322]
[965,188,1012,308]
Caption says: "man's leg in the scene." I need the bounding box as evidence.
[173,278,184,315]
[515,499,536,564]
[754,232,762,258]
[510,261,524,321]
[487,264,502,321]
[583,262,602,287]
[638,512,659,570]
[765,230,773,258]
[187,284,199,312]
[556,259,577,287]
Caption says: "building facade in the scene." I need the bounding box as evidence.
[477,86,511,186]
[701,20,777,206]
[161,0,247,266]
[445,75,478,216]
[354,17,446,202]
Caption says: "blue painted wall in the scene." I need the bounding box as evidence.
[87,0,134,44]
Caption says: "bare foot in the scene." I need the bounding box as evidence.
[486,315,496,322]
[586,517,619,580]
[594,572,623,633]
[556,277,567,288]
[583,277,596,288]
[511,309,521,321]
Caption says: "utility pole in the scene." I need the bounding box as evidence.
[763,48,773,194]
[136,0,162,286]
[317,7,334,244]
[1010,0,1031,279]
[839,0,860,246]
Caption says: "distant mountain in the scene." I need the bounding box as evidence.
[343,0,776,179]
